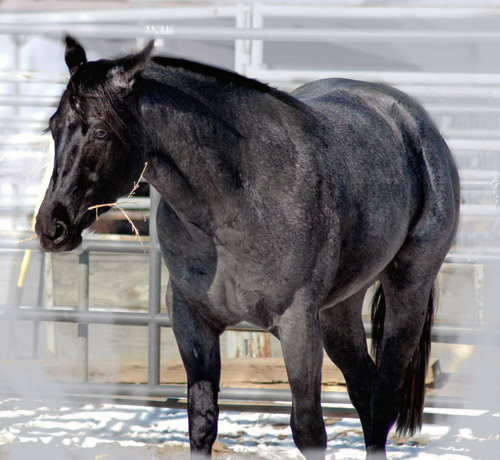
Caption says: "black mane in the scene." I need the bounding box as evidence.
[64,54,308,132]
[151,55,308,112]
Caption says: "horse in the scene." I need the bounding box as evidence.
[35,36,460,460]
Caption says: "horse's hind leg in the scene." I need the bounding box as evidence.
[167,281,222,459]
[367,257,440,459]
[278,289,327,460]
[319,288,377,446]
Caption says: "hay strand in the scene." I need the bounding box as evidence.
[17,234,39,244]
[17,163,149,252]
[88,162,149,253]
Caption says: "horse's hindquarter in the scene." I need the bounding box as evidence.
[292,81,414,302]
[293,79,437,303]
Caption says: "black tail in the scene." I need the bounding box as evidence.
[370,284,436,437]
[370,283,385,368]
[396,287,435,436]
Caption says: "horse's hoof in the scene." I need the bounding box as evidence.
[302,448,326,460]
[366,446,387,460]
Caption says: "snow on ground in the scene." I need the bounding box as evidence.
[0,399,499,459]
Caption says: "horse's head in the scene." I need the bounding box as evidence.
[35,36,154,252]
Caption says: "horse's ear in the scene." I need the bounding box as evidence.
[122,40,155,82]
[65,35,87,77]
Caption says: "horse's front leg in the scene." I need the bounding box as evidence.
[167,282,223,459]
[319,289,377,449]
[278,288,327,460]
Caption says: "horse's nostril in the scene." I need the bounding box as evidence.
[53,220,68,243]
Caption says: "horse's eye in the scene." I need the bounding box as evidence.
[95,129,107,140]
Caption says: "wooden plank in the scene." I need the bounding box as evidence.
[0,357,346,388]
[52,252,168,311]
[0,356,463,398]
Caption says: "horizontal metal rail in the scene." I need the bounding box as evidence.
[5,235,500,263]
[0,5,240,24]
[0,70,67,84]
[460,205,499,217]
[396,86,500,99]
[1,236,149,254]
[253,5,500,20]
[0,306,498,346]
[0,380,487,412]
[5,24,500,44]
[4,6,499,25]
[448,139,500,152]
[5,93,500,117]
[3,4,500,24]
[10,235,500,256]
[0,196,149,213]
[252,69,500,87]
[0,94,60,107]
[4,71,500,100]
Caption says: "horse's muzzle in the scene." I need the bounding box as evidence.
[35,215,82,253]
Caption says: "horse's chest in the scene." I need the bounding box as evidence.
[206,258,292,329]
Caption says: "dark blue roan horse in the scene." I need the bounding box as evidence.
[35,37,460,459]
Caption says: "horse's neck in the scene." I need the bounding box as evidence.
[140,81,247,224]
[139,73,316,228]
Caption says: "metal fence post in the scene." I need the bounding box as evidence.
[148,187,162,388]
[78,252,89,382]
[32,252,46,358]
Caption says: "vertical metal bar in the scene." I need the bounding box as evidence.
[9,249,31,358]
[148,187,162,388]
[250,3,264,77]
[13,36,21,133]
[32,252,46,358]
[78,252,89,382]
[42,253,56,357]
[235,3,251,74]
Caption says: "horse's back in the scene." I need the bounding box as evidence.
[292,77,421,115]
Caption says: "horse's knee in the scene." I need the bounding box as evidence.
[188,381,219,454]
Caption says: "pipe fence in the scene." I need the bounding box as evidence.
[2,2,500,417]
